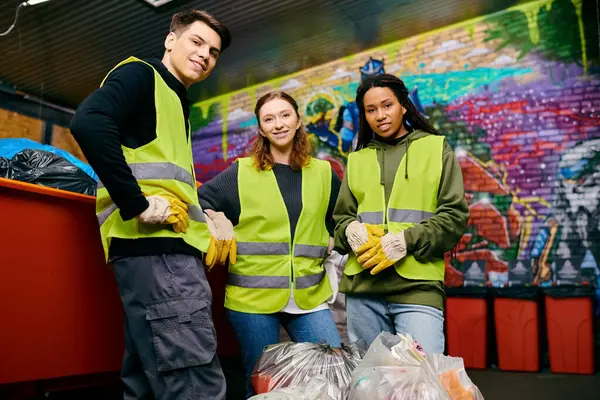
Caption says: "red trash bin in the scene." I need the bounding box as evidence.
[545,295,595,374]
[0,177,242,392]
[494,298,539,372]
[0,178,124,385]
[446,297,487,369]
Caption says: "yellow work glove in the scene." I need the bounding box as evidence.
[345,221,385,255]
[137,194,189,233]
[358,231,407,275]
[204,210,237,270]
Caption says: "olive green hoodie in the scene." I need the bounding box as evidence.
[333,129,469,310]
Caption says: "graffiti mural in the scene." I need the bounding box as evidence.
[191,0,599,300]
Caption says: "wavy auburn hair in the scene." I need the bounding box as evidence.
[250,91,312,171]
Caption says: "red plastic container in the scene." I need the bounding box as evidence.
[446,297,487,369]
[493,298,539,371]
[0,177,242,387]
[0,177,241,391]
[545,296,595,374]
[0,178,124,385]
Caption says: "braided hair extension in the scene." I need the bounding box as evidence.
[355,74,440,150]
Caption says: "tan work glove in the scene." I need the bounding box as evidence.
[345,221,385,255]
[204,210,237,270]
[137,194,189,233]
[358,231,407,275]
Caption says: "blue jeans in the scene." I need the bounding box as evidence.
[226,308,342,398]
[346,296,445,354]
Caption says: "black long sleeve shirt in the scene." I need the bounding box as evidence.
[197,162,341,238]
[70,58,201,259]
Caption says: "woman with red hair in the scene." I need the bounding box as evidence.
[198,91,342,398]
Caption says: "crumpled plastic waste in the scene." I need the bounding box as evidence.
[349,332,484,400]
[248,375,337,400]
[251,341,367,400]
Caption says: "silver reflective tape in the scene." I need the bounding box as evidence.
[294,244,328,259]
[227,273,290,289]
[388,208,433,223]
[358,211,384,225]
[236,242,290,255]
[97,162,195,189]
[295,270,326,290]
[97,204,118,226]
[188,205,206,222]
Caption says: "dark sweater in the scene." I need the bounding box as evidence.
[197,162,341,238]
[70,58,201,259]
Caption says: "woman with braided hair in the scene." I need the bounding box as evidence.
[333,73,469,352]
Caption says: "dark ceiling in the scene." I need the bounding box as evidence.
[0,0,520,110]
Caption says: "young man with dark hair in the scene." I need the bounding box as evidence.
[70,9,233,399]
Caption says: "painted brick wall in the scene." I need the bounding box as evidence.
[191,0,599,297]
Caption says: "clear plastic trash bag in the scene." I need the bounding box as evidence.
[349,332,484,400]
[248,375,337,400]
[251,341,367,399]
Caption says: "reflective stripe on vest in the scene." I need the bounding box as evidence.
[227,270,326,289]
[97,204,205,226]
[388,209,434,223]
[225,157,333,314]
[345,135,445,281]
[358,211,384,224]
[97,204,118,226]
[295,244,328,259]
[295,270,326,289]
[235,242,328,259]
[96,161,206,226]
[358,209,433,225]
[228,273,289,289]
[236,242,289,255]
[230,241,328,289]
[97,162,194,190]
[94,57,211,261]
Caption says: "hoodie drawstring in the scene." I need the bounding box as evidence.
[375,134,411,183]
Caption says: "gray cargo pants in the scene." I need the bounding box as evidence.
[111,254,226,400]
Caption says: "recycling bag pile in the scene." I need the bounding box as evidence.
[251,341,366,399]
[250,333,484,400]
[0,138,98,196]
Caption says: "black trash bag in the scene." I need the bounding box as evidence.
[10,149,97,196]
[0,156,13,179]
